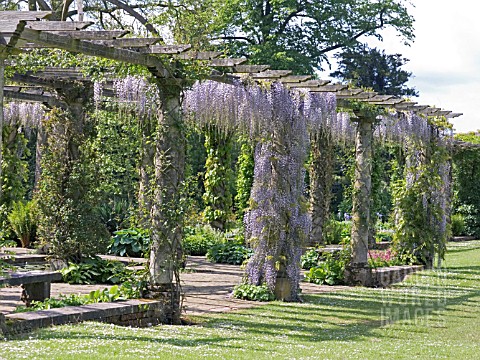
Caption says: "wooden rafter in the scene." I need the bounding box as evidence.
[287,79,331,88]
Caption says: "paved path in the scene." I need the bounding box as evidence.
[1,255,348,316]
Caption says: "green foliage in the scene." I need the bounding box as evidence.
[331,45,418,96]
[393,140,449,266]
[0,125,30,242]
[232,283,275,302]
[14,282,145,313]
[108,228,150,258]
[183,224,224,256]
[202,127,234,230]
[323,219,351,245]
[451,213,466,236]
[455,205,480,237]
[60,257,130,285]
[35,108,109,262]
[300,249,320,270]
[96,199,132,235]
[206,241,253,265]
[304,253,346,285]
[7,200,37,248]
[234,141,254,218]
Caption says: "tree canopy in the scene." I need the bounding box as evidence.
[331,44,418,97]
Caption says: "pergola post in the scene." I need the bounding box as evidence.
[0,56,5,201]
[148,81,184,323]
[345,114,374,286]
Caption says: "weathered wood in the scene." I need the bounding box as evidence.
[369,99,405,106]
[4,89,65,108]
[446,113,463,118]
[393,101,418,109]
[363,95,393,102]
[173,51,222,60]
[336,89,364,96]
[26,21,93,31]
[209,58,247,66]
[16,27,169,76]
[230,64,270,73]
[308,84,347,92]
[337,91,376,100]
[91,38,162,48]
[287,79,331,88]
[277,75,312,83]
[249,70,292,79]
[47,30,129,39]
[0,11,51,21]
[433,110,452,116]
[147,44,191,54]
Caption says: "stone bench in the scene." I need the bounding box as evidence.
[0,271,62,306]
[372,265,423,287]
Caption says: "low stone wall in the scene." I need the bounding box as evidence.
[1,299,170,335]
[372,265,423,288]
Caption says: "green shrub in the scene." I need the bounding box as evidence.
[456,205,480,237]
[451,213,466,236]
[108,228,150,257]
[183,224,224,256]
[14,283,144,313]
[232,283,275,302]
[206,241,253,265]
[60,256,130,285]
[324,219,351,244]
[301,249,320,270]
[375,230,393,242]
[7,200,37,248]
[304,253,346,285]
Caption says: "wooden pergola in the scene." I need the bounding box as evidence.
[0,11,462,305]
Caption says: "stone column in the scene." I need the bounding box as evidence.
[345,116,374,286]
[148,83,184,323]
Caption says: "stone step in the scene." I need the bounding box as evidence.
[2,299,167,335]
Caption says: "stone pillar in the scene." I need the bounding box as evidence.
[148,83,184,323]
[345,116,373,286]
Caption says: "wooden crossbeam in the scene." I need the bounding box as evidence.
[147,44,192,54]
[287,79,331,88]
[46,30,129,40]
[277,75,312,83]
[4,89,64,108]
[16,27,169,77]
[393,101,418,109]
[91,38,162,48]
[26,21,93,31]
[229,65,270,73]
[209,58,247,67]
[308,84,347,92]
[409,105,429,111]
[419,107,441,115]
[434,110,452,116]
[249,70,292,79]
[363,95,394,102]
[0,11,51,21]
[369,99,405,106]
[173,51,222,60]
[335,89,364,97]
[446,113,463,118]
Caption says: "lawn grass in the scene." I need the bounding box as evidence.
[2,241,480,359]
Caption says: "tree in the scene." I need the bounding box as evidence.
[212,0,414,74]
[331,44,418,97]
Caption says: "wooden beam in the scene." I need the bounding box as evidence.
[369,99,405,106]
[393,101,418,109]
[336,89,364,97]
[147,44,192,54]
[308,84,347,92]
[0,11,51,21]
[209,58,247,66]
[363,95,394,102]
[446,113,463,118]
[434,110,452,116]
[277,75,312,83]
[229,65,270,73]
[249,70,292,79]
[46,30,129,40]
[91,38,162,48]
[4,89,64,108]
[287,79,331,88]
[26,21,93,31]
[173,51,222,60]
[17,27,169,77]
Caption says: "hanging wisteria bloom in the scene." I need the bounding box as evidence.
[4,102,45,128]
[112,76,160,118]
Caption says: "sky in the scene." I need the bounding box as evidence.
[323,0,480,134]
